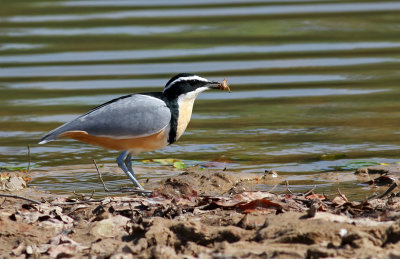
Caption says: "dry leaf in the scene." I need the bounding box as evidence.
[237,198,282,213]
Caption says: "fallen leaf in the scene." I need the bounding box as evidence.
[23,176,32,183]
[1,173,10,181]
[50,235,80,246]
[11,242,25,256]
[25,245,34,255]
[237,198,282,213]
[90,219,114,237]
[48,244,77,258]
[90,215,130,238]
[173,161,186,169]
[332,196,347,206]
[213,192,275,207]
[305,193,326,201]
[37,244,52,254]
[151,158,179,165]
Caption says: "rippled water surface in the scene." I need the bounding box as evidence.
[1,0,400,199]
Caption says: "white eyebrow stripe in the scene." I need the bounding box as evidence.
[163,75,208,92]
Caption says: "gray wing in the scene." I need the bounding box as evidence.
[40,94,171,143]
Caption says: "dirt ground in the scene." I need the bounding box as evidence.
[1,166,400,258]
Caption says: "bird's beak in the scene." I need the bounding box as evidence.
[207,79,231,92]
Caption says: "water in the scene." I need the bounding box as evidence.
[1,0,400,199]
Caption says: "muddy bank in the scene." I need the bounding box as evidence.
[1,168,400,258]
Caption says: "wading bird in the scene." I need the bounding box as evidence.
[39,73,230,189]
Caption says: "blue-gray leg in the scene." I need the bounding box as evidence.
[116,151,144,189]
[124,153,134,178]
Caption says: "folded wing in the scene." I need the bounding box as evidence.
[39,93,171,144]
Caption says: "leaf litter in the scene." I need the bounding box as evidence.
[1,166,400,258]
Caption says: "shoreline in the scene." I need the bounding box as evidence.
[1,167,400,258]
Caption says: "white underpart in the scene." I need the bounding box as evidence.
[163,75,208,92]
[175,86,209,140]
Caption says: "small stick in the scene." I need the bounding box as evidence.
[286,181,294,194]
[365,183,398,202]
[280,180,293,194]
[374,182,398,200]
[292,197,312,206]
[0,198,7,207]
[337,186,349,202]
[88,189,95,200]
[366,193,377,201]
[268,183,279,193]
[279,181,288,194]
[27,144,31,174]
[128,202,136,220]
[93,160,151,195]
[73,190,86,200]
[93,159,109,192]
[72,190,95,201]
[304,185,316,197]
[0,194,41,204]
[119,187,152,194]
[51,199,105,206]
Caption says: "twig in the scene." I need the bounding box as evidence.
[119,187,152,194]
[93,160,151,195]
[292,197,312,206]
[0,194,41,204]
[286,181,294,194]
[370,183,398,200]
[279,180,293,195]
[51,199,105,206]
[337,186,349,202]
[73,190,86,200]
[27,144,31,174]
[365,193,377,201]
[128,202,136,220]
[0,198,7,207]
[88,189,95,200]
[72,189,96,201]
[93,159,109,192]
[304,185,316,197]
[268,183,279,193]
[279,181,288,194]
[364,182,398,202]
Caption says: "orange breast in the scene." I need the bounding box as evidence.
[59,128,169,153]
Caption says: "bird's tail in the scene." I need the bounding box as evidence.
[38,130,59,144]
[38,122,75,144]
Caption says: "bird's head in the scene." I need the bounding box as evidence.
[162,73,226,100]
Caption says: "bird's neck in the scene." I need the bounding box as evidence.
[164,92,199,144]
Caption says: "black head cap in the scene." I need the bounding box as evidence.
[164,73,196,88]
[162,73,220,99]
